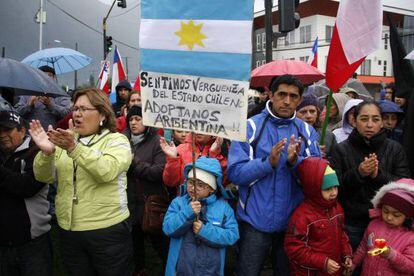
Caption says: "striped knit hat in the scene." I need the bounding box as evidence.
[321,165,340,190]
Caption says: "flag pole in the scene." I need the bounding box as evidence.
[191,132,199,221]
[320,90,333,145]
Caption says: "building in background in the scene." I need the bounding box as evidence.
[253,0,414,94]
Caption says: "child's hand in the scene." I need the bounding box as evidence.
[343,258,352,271]
[193,220,203,234]
[190,201,201,215]
[326,258,340,274]
[380,247,391,258]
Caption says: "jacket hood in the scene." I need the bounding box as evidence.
[378,100,404,123]
[115,80,132,103]
[331,93,350,124]
[371,179,414,209]
[340,99,363,134]
[297,157,337,208]
[115,80,132,92]
[184,156,229,199]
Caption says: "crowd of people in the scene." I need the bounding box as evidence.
[1,66,414,276]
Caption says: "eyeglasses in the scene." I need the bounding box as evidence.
[187,178,210,192]
[70,106,97,113]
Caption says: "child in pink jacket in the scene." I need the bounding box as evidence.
[352,178,414,275]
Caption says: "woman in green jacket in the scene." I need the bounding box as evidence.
[29,88,133,276]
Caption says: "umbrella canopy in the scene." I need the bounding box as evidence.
[405,49,414,60]
[22,47,92,74]
[309,78,372,99]
[0,58,68,98]
[250,60,325,88]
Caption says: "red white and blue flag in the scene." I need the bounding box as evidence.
[110,46,127,102]
[98,60,110,94]
[310,37,318,68]
[326,0,382,92]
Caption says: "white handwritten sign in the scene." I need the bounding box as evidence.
[140,71,248,141]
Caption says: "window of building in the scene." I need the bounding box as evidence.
[299,56,309,62]
[285,31,295,46]
[361,59,371,75]
[326,25,334,42]
[289,57,295,60]
[262,60,266,65]
[384,33,388,50]
[383,60,387,76]
[256,33,262,51]
[300,25,311,44]
[256,60,261,68]
[378,60,382,65]
[262,34,266,50]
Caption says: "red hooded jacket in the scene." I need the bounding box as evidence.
[284,157,352,276]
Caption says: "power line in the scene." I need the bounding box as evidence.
[46,0,139,51]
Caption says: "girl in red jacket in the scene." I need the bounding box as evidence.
[351,178,414,275]
[284,157,353,275]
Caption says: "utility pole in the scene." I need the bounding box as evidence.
[264,0,274,63]
[103,0,117,59]
[125,56,129,79]
[74,42,78,89]
[39,0,44,50]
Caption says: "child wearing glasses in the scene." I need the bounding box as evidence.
[162,157,239,276]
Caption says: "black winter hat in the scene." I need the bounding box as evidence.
[115,80,132,92]
[126,105,142,123]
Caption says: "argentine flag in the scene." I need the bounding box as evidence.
[140,0,253,81]
[139,0,254,141]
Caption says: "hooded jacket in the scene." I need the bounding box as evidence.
[331,129,411,228]
[162,133,227,189]
[34,129,132,231]
[332,99,363,143]
[327,93,350,132]
[163,157,239,276]
[0,136,51,246]
[378,100,405,144]
[228,101,321,233]
[112,80,132,117]
[284,157,352,276]
[352,180,414,275]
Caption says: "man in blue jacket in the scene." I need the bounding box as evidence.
[228,74,321,276]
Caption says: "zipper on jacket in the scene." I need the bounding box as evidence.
[244,186,252,214]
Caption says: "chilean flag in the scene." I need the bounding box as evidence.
[310,37,318,68]
[110,46,127,102]
[98,60,110,94]
[326,0,383,92]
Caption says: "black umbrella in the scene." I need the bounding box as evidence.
[0,58,68,98]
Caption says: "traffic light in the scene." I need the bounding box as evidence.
[105,36,113,54]
[278,0,300,33]
[117,0,127,8]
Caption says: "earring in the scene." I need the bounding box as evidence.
[99,121,103,126]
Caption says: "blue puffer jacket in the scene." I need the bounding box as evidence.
[228,102,321,233]
[163,157,239,276]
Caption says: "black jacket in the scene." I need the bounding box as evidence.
[0,137,50,246]
[126,130,166,225]
[331,129,411,228]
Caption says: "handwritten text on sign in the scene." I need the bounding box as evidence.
[140,71,248,141]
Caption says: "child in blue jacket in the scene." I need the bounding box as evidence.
[162,157,239,276]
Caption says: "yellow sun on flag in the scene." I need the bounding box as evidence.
[175,20,207,50]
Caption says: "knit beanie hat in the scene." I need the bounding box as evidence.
[296,94,318,111]
[126,105,142,122]
[321,165,340,190]
[188,168,217,190]
[381,189,414,218]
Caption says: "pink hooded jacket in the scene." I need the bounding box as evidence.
[352,179,414,275]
